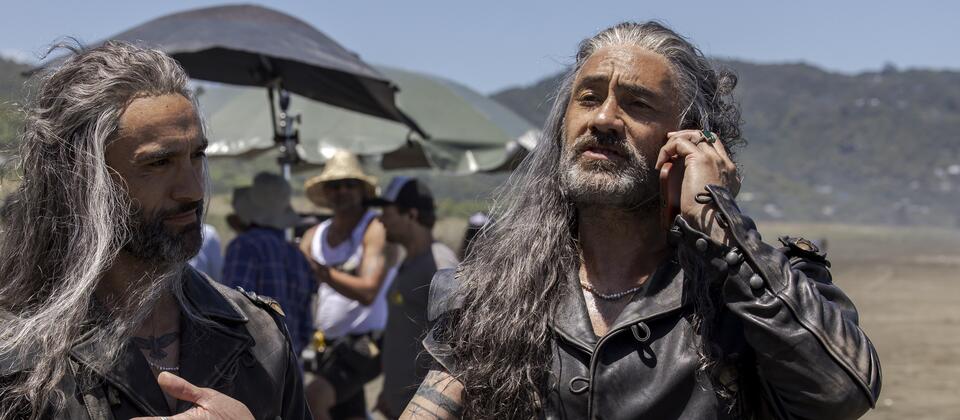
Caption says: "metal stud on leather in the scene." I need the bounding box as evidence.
[695,238,709,252]
[724,249,742,265]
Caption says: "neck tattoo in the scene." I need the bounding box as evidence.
[131,332,179,360]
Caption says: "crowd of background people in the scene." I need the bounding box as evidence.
[187,150,477,420]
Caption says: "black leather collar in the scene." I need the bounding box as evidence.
[180,267,248,323]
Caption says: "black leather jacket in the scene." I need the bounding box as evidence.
[1,268,312,419]
[423,185,881,419]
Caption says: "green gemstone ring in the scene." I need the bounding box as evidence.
[701,130,718,144]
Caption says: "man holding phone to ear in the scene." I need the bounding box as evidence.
[403,21,881,420]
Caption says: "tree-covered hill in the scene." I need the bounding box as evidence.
[491,61,960,226]
[0,58,30,152]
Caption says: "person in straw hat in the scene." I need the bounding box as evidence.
[300,150,399,420]
[222,172,316,356]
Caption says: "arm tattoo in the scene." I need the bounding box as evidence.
[406,370,463,419]
[131,332,178,360]
[408,401,444,420]
[415,386,462,417]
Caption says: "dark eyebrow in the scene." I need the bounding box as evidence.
[134,148,178,164]
[575,74,610,91]
[133,136,208,164]
[617,82,659,100]
[575,74,660,99]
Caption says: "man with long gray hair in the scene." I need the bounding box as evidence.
[0,41,309,419]
[402,22,881,419]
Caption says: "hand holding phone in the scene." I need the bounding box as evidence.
[655,129,739,242]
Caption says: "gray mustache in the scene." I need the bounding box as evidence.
[570,133,634,162]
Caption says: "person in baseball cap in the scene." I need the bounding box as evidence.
[366,176,437,238]
[367,176,459,418]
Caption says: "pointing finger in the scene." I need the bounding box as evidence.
[666,129,702,137]
[156,372,209,405]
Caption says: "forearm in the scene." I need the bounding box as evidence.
[674,185,881,418]
[400,370,463,420]
[724,261,878,419]
[321,268,380,305]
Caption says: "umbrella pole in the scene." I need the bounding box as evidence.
[277,88,298,182]
[267,84,295,184]
[267,85,279,141]
[272,86,300,242]
[267,83,294,181]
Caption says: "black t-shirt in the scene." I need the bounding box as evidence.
[381,242,458,416]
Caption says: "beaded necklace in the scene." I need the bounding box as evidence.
[579,282,643,301]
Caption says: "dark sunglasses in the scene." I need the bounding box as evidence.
[323,179,364,190]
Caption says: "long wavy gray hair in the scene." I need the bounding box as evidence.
[0,41,205,418]
[446,21,742,418]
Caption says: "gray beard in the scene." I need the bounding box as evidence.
[124,203,203,266]
[559,134,660,210]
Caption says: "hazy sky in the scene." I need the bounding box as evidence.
[1,1,957,93]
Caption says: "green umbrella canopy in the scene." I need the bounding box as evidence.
[198,66,539,173]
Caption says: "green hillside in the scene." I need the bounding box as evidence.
[491,61,960,226]
[0,58,30,151]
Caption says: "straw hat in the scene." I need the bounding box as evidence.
[232,172,301,229]
[304,150,378,207]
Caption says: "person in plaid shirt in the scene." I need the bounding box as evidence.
[222,172,315,354]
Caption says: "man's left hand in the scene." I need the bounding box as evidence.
[656,129,740,244]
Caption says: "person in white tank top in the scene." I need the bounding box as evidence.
[309,209,398,338]
[299,151,399,420]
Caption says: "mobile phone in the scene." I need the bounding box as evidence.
[659,158,684,229]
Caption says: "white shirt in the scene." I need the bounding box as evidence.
[310,210,397,339]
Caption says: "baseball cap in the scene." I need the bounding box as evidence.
[366,176,435,217]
